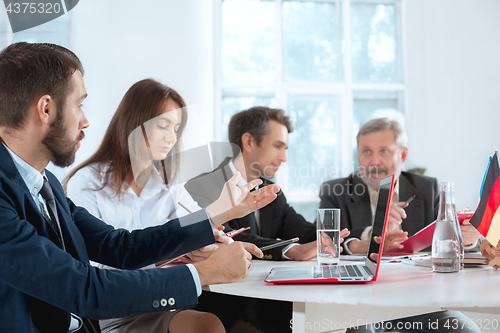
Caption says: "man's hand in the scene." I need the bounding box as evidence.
[283,241,317,261]
[285,229,350,261]
[374,229,408,252]
[205,172,280,227]
[214,226,231,244]
[348,230,408,255]
[460,219,481,247]
[193,241,263,286]
[387,202,407,230]
[179,228,232,263]
[179,244,221,263]
[480,239,500,269]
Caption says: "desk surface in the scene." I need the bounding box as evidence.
[207,258,500,308]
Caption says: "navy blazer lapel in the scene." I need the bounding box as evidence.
[398,173,425,236]
[218,158,233,183]
[46,172,89,261]
[258,206,273,237]
[0,141,21,178]
[0,144,65,247]
[257,178,275,237]
[346,176,372,231]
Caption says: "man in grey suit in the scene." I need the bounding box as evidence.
[319,118,479,333]
[319,117,480,254]
[320,118,431,254]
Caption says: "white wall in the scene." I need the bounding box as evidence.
[34,0,500,210]
[404,0,500,209]
[69,0,215,168]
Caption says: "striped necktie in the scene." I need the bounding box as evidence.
[39,179,101,333]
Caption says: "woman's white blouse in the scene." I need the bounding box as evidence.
[66,164,202,232]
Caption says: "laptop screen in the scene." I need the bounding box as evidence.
[366,174,394,270]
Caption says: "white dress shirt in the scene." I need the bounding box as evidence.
[228,160,297,259]
[66,163,203,295]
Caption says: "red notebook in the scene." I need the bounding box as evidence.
[386,211,473,256]
[386,221,435,256]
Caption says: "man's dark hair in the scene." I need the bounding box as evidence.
[0,42,84,130]
[228,106,294,151]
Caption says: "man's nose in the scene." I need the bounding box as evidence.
[79,111,90,130]
[280,150,287,163]
[369,155,381,166]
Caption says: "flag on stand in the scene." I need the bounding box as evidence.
[470,151,500,245]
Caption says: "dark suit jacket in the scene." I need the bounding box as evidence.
[0,143,215,333]
[185,157,316,260]
[319,172,439,240]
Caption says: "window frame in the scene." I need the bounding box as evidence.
[215,0,405,212]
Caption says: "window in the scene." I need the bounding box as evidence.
[0,11,71,181]
[218,0,405,222]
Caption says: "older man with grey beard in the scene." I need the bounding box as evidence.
[318,117,480,333]
[319,117,439,254]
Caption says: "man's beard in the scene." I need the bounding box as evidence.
[359,166,401,190]
[42,113,84,168]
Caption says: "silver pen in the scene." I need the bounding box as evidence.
[259,237,300,251]
[178,202,192,214]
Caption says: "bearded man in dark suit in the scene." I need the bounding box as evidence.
[319,118,480,333]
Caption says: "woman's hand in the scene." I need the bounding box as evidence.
[206,172,280,227]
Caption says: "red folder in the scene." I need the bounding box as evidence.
[386,211,472,256]
[386,221,435,255]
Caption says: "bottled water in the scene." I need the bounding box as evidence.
[432,220,460,272]
[432,182,461,273]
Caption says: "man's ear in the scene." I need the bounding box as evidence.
[241,133,255,153]
[35,95,55,125]
[401,147,409,163]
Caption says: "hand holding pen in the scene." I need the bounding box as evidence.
[387,194,417,230]
[157,227,251,268]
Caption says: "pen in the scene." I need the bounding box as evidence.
[178,202,192,214]
[259,237,299,251]
[223,227,251,238]
[158,227,251,268]
[403,194,417,206]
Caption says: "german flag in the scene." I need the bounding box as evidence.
[470,152,500,245]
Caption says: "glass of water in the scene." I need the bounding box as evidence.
[317,208,341,265]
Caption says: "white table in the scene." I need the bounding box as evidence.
[205,259,500,333]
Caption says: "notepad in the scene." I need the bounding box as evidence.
[386,221,436,256]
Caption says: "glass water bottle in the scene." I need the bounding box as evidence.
[450,183,465,269]
[432,182,461,273]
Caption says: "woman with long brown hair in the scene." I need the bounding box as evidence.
[65,79,225,333]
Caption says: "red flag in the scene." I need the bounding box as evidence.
[470,152,500,243]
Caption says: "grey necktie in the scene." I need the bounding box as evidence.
[39,179,101,333]
[39,178,64,248]
[247,211,259,235]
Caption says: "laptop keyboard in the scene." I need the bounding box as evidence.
[314,265,371,279]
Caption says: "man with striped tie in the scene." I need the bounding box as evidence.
[0,42,279,333]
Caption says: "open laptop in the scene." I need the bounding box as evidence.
[264,174,395,284]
